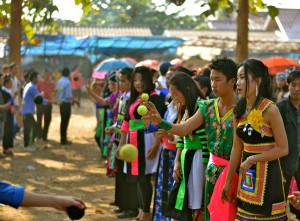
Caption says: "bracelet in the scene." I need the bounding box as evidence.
[158,120,172,131]
[247,155,256,164]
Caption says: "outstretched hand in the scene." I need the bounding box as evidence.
[141,101,163,125]
[54,196,86,212]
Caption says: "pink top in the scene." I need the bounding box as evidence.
[70,72,84,89]
[36,80,55,101]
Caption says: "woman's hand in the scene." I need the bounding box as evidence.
[221,182,236,203]
[239,158,254,181]
[147,146,158,160]
[141,101,163,125]
[157,129,174,141]
[116,145,122,160]
[173,161,182,183]
[288,191,300,210]
[105,126,115,135]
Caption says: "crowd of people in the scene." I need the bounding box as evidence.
[0,64,85,155]
[83,57,300,221]
[1,57,300,221]
[0,63,87,217]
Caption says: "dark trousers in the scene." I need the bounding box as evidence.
[59,102,71,143]
[3,114,13,150]
[36,104,52,141]
[137,174,153,213]
[115,158,139,211]
[283,158,300,218]
[23,114,42,147]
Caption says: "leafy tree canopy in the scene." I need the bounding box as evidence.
[74,0,207,34]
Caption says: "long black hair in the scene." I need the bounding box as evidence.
[170,72,205,122]
[192,75,212,98]
[234,59,274,119]
[128,66,155,107]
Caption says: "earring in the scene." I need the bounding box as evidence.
[256,85,258,96]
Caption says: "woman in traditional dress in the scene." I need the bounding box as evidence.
[118,66,166,221]
[221,59,288,220]
[166,73,208,221]
[152,67,178,221]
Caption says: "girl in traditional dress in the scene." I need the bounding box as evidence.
[153,68,178,221]
[221,59,288,220]
[166,73,208,221]
[118,66,166,221]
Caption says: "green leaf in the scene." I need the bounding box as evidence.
[24,24,34,40]
[200,9,213,18]
[225,1,234,14]
[267,5,279,19]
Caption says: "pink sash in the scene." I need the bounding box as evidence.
[208,154,238,221]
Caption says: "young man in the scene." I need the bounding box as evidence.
[56,68,77,145]
[278,70,300,219]
[21,70,47,152]
[143,57,238,221]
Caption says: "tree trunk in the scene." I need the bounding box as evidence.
[9,0,22,80]
[236,0,249,63]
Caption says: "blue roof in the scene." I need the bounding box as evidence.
[16,35,184,63]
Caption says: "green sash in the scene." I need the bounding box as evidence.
[129,119,145,131]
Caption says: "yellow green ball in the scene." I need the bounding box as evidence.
[120,144,138,162]
[137,105,148,116]
[141,93,149,102]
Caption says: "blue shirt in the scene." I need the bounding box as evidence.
[56,76,72,103]
[21,82,47,115]
[0,181,25,208]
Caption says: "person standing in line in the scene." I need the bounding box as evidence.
[36,69,55,143]
[0,73,11,157]
[21,70,48,152]
[152,68,178,221]
[156,73,208,221]
[117,66,166,221]
[277,70,300,219]
[221,59,288,220]
[103,68,140,219]
[1,75,15,156]
[56,68,77,145]
[86,70,122,176]
[142,57,238,221]
[9,62,22,139]
[70,65,84,107]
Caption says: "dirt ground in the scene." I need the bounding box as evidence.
[0,97,297,221]
[0,97,133,221]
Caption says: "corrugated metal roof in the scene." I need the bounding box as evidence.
[163,29,278,41]
[276,9,300,40]
[210,12,268,31]
[37,26,152,37]
[180,34,300,53]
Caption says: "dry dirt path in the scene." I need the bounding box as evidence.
[0,98,132,221]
